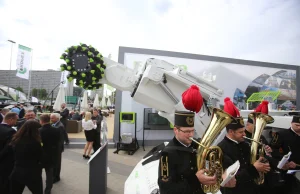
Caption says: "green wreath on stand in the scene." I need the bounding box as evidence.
[60,43,106,90]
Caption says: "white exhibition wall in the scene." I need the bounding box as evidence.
[118,52,297,141]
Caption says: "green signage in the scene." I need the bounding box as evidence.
[65,96,78,104]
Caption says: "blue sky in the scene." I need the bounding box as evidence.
[0,0,299,70]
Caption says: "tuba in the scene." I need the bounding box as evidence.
[248,112,274,185]
[190,108,236,193]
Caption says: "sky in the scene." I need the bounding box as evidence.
[0,0,299,71]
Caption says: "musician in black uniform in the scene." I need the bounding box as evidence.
[157,110,236,194]
[218,97,271,194]
[219,116,271,194]
[245,117,285,194]
[244,118,269,147]
[270,115,300,194]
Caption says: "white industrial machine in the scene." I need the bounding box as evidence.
[60,44,298,194]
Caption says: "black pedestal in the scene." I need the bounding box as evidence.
[88,142,108,194]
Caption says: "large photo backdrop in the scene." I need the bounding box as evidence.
[125,53,297,110]
[114,47,299,144]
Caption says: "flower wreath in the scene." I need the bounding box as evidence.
[60,43,106,90]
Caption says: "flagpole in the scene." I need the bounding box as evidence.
[7,40,16,97]
[27,49,33,101]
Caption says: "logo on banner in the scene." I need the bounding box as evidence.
[18,67,27,74]
[17,52,27,74]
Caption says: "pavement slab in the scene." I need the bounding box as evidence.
[23,146,153,194]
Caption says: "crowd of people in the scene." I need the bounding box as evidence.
[0,102,105,194]
[2,85,300,194]
[0,111,65,194]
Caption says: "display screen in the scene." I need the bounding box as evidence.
[120,112,135,123]
[148,113,169,125]
[122,113,133,121]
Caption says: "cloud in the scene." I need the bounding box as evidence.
[0,0,299,72]
[153,0,173,14]
[15,19,32,26]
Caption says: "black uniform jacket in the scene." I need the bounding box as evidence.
[218,136,259,194]
[270,128,300,170]
[39,124,61,168]
[158,137,204,194]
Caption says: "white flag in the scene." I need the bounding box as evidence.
[16,44,31,79]
[60,71,68,87]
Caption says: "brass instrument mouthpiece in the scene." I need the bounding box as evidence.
[189,137,207,148]
[243,136,263,145]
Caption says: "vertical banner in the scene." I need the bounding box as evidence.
[16,44,31,79]
[60,71,68,87]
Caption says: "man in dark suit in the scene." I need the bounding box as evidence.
[18,104,25,119]
[50,113,65,183]
[60,103,70,145]
[92,109,103,152]
[0,108,9,123]
[39,114,61,194]
[16,110,39,130]
[0,112,18,193]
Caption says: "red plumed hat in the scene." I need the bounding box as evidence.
[255,100,269,114]
[182,85,203,113]
[223,97,240,117]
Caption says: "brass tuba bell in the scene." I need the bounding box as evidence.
[190,108,236,193]
[248,112,274,185]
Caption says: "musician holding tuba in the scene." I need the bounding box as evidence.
[158,86,236,194]
[244,101,285,194]
[217,98,270,194]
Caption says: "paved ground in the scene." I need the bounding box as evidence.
[24,147,152,194]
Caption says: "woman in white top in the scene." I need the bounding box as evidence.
[82,112,97,159]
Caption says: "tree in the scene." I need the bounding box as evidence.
[15,86,23,92]
[40,89,47,99]
[32,88,38,97]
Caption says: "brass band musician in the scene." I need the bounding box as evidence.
[244,111,283,194]
[157,86,236,194]
[270,115,300,194]
[218,98,270,194]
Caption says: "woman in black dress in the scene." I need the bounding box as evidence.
[82,112,97,159]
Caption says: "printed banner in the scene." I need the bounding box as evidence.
[16,44,31,79]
